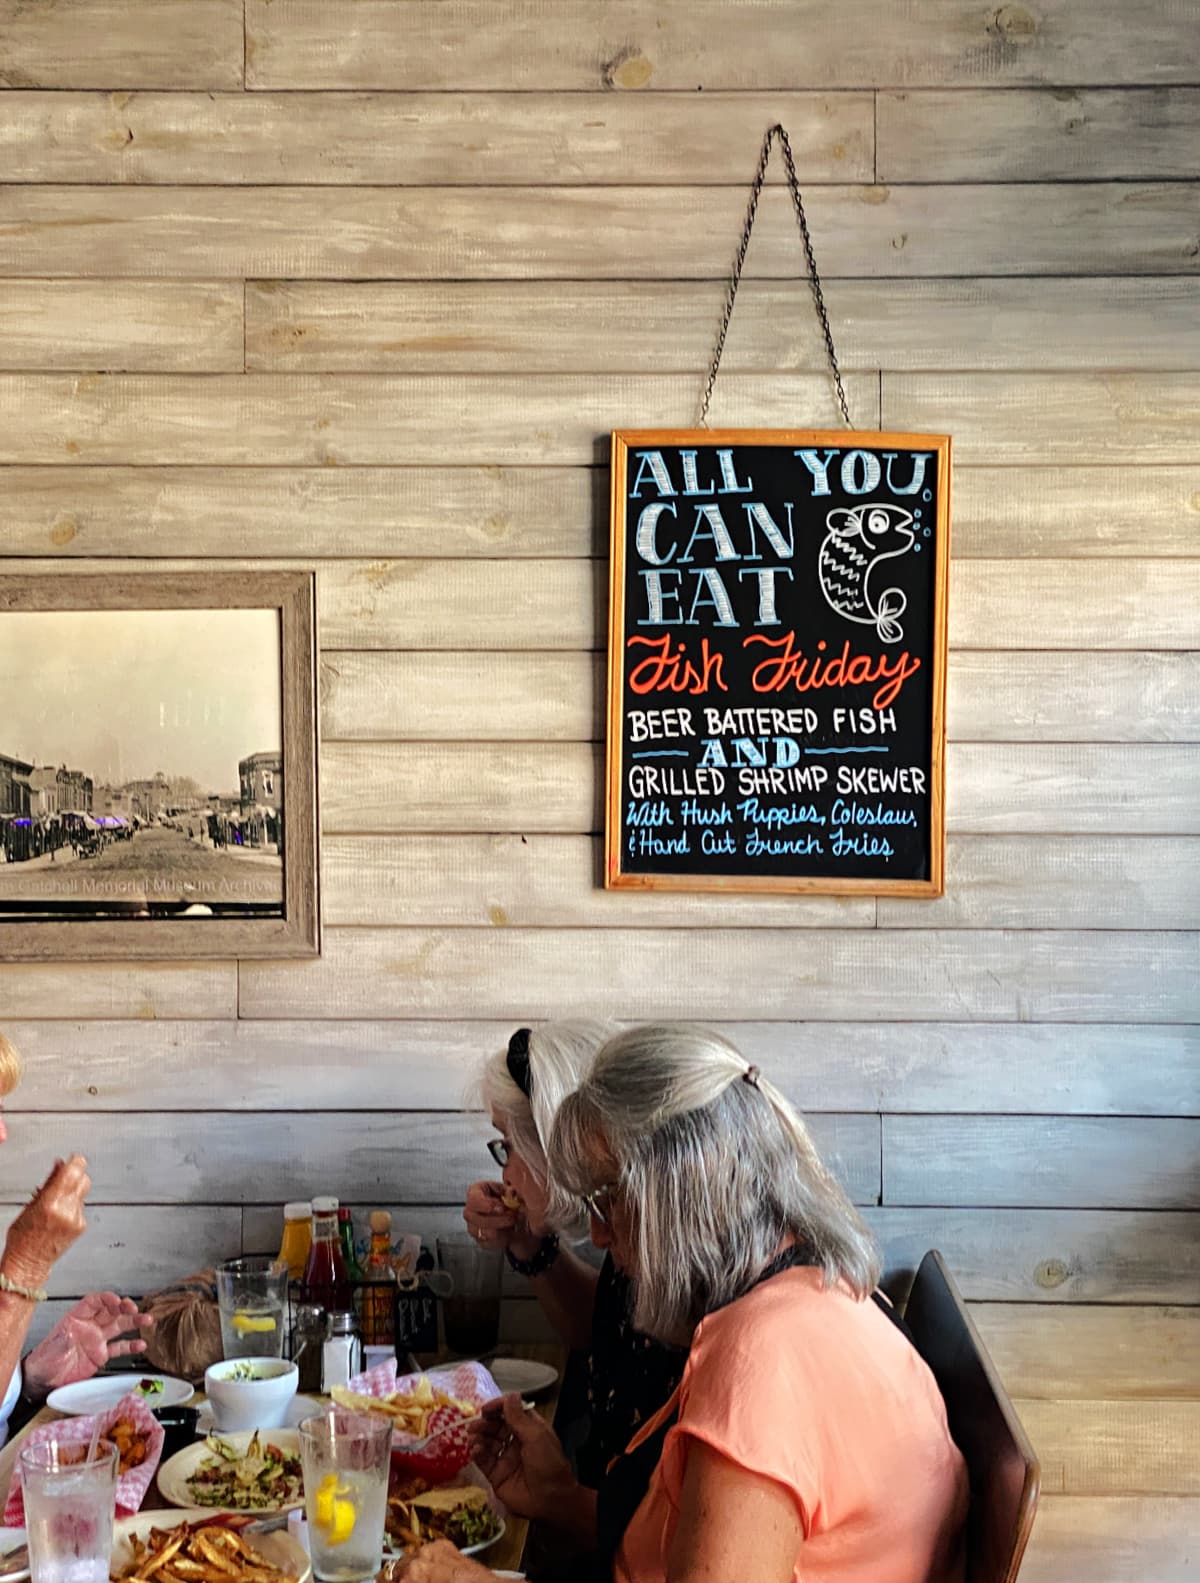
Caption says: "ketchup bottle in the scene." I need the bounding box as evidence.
[302,1194,352,1313]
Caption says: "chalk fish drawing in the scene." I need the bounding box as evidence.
[817,504,917,643]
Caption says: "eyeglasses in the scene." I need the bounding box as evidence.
[581,1184,619,1227]
[487,1138,511,1169]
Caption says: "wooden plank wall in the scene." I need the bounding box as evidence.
[0,4,1197,1575]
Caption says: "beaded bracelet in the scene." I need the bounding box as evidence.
[504,1233,561,1279]
[0,1270,48,1303]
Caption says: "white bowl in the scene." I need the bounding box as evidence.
[204,1358,299,1431]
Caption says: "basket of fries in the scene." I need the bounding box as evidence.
[4,1392,164,1523]
[329,1360,500,1483]
[111,1513,305,1583]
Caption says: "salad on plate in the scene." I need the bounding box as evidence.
[185,1433,303,1510]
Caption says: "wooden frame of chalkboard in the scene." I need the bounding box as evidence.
[606,429,950,896]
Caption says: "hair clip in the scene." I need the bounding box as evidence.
[506,1027,534,1098]
[743,1064,761,1089]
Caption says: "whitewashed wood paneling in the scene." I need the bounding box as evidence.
[878,837,1200,930]
[2,186,1197,280]
[319,834,1200,932]
[0,468,601,560]
[243,3,1200,91]
[0,962,236,1019]
[318,651,1200,742]
[316,741,1200,835]
[1020,1496,1199,1583]
[1020,1400,1200,1496]
[321,834,874,929]
[886,374,1200,465]
[0,1,243,90]
[0,1207,240,1296]
[7,1019,1196,1118]
[879,88,1200,181]
[0,1111,881,1207]
[0,6,1194,1575]
[4,467,1198,561]
[971,1305,1200,1399]
[0,92,873,185]
[3,373,1199,472]
[949,467,1200,559]
[0,373,880,464]
[238,928,1200,1024]
[0,282,244,372]
[871,1208,1200,1305]
[883,1117,1200,1210]
[246,278,1200,373]
[945,654,1200,743]
[314,561,1196,650]
[0,1112,873,1208]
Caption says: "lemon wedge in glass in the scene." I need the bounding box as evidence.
[314,1472,357,1545]
[232,1311,277,1334]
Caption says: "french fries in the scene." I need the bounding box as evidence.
[329,1376,478,1439]
[112,1521,298,1583]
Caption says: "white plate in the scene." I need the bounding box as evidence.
[485,1357,559,1397]
[196,1395,324,1435]
[382,1518,505,1561]
[0,1525,28,1583]
[112,1509,310,1583]
[46,1374,194,1416]
[157,1429,304,1513]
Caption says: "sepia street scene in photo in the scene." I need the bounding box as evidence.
[0,608,285,920]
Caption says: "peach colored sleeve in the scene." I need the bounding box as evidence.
[655,1290,826,1533]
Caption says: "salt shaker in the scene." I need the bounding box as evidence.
[321,1310,363,1391]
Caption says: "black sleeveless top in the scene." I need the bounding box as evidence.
[579,1255,687,1489]
[593,1248,913,1575]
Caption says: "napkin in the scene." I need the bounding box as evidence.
[5,1392,165,1524]
[343,1357,501,1481]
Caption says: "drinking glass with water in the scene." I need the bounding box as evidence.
[19,1437,117,1583]
[298,1409,393,1583]
[216,1254,288,1359]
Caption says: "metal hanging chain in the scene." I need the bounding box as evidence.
[698,122,853,430]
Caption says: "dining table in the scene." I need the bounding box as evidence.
[0,1340,566,1579]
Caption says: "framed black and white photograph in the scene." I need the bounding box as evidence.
[0,570,319,961]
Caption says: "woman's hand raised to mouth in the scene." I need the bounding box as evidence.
[462,1180,541,1261]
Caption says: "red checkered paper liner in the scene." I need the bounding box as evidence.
[5,1391,165,1524]
[344,1359,501,1480]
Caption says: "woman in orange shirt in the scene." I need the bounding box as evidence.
[405,1024,967,1583]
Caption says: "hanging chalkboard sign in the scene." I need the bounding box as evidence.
[606,429,950,896]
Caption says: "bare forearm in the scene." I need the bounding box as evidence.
[537,1479,598,1545]
[0,1253,47,1402]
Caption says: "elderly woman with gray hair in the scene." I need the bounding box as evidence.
[462,1023,684,1497]
[411,1024,966,1583]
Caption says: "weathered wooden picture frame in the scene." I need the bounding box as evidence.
[607,429,951,897]
[0,570,319,961]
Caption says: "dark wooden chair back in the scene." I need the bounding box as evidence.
[903,1250,1040,1583]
